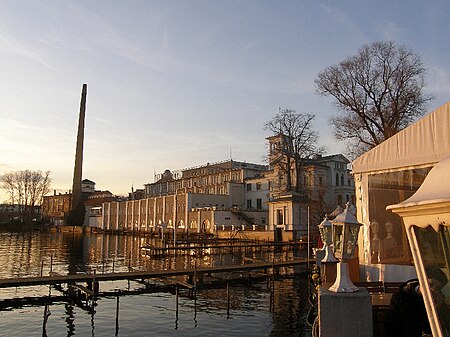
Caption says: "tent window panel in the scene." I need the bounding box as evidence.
[412,225,450,331]
[367,167,431,265]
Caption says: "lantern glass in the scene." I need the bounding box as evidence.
[319,215,338,263]
[342,223,360,259]
[333,223,344,257]
[318,216,333,245]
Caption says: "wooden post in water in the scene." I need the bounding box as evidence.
[175,284,179,325]
[115,294,120,336]
[193,260,197,298]
[50,254,53,275]
[227,281,230,318]
[40,260,44,277]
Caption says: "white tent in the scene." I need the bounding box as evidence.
[353,101,450,174]
[352,101,450,281]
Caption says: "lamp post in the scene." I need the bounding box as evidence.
[318,215,337,263]
[329,202,362,293]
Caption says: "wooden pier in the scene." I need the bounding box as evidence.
[141,241,302,256]
[0,259,308,289]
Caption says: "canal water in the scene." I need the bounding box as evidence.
[0,230,312,336]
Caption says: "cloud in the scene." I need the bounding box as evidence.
[64,3,181,72]
[427,63,450,97]
[376,22,406,41]
[0,29,55,70]
[319,4,367,42]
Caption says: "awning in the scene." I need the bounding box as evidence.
[352,101,450,174]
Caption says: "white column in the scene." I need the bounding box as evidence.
[116,202,119,230]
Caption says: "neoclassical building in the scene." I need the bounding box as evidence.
[99,136,355,240]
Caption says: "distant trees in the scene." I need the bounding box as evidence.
[315,41,433,157]
[1,170,51,223]
[264,108,324,193]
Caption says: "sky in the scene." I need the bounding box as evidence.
[1,1,449,201]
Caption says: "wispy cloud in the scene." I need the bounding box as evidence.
[376,22,406,41]
[427,63,450,97]
[64,3,181,72]
[319,4,367,42]
[0,29,55,70]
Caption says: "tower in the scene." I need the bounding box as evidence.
[71,84,87,209]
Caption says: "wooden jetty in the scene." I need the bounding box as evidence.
[0,259,308,289]
[141,241,301,256]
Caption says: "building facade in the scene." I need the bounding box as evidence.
[99,144,355,240]
[42,179,117,226]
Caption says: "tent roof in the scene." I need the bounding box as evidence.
[352,101,450,174]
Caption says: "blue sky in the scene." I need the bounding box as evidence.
[1,1,449,200]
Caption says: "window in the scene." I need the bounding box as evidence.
[247,183,252,191]
[367,168,431,265]
[277,210,284,225]
[256,182,261,190]
[336,173,339,186]
[256,199,262,210]
[247,200,252,209]
[319,176,323,186]
[341,174,344,186]
[413,225,450,332]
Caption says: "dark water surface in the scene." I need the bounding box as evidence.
[0,230,312,336]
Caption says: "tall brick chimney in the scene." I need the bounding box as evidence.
[71,84,87,210]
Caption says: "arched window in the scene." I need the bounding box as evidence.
[336,173,340,186]
[341,174,344,186]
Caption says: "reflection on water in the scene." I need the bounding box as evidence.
[0,230,312,336]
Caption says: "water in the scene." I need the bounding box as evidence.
[0,230,312,336]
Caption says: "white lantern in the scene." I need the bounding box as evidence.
[329,202,362,292]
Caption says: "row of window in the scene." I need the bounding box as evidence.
[147,172,242,194]
[336,173,351,186]
[334,162,347,170]
[147,181,231,196]
[246,199,263,210]
[46,197,68,213]
[246,182,262,191]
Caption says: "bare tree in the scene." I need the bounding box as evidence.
[1,170,51,223]
[264,108,324,193]
[315,41,433,157]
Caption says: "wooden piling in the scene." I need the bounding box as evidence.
[115,294,120,335]
[227,281,230,318]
